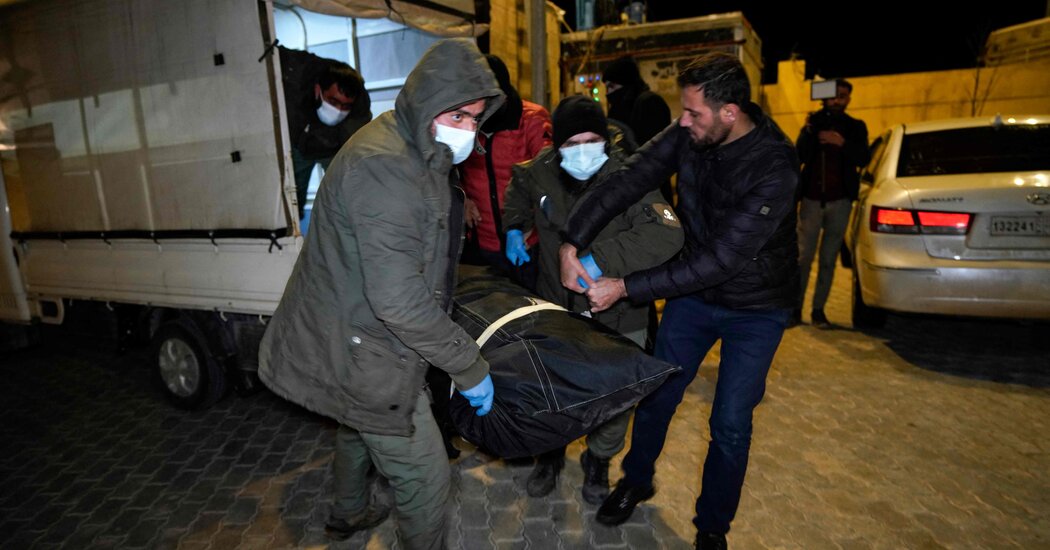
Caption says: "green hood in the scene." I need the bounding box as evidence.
[394,38,505,170]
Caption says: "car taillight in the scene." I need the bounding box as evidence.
[871,206,971,235]
[916,211,972,234]
[873,208,918,233]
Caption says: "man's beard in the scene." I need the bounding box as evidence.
[690,118,731,149]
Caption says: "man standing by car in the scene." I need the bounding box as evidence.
[794,79,869,326]
[559,52,799,550]
[259,39,503,549]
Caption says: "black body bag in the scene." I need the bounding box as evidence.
[447,267,680,458]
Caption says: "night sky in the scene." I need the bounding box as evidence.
[552,1,1048,83]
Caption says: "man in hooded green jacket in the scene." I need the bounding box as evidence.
[258,39,504,549]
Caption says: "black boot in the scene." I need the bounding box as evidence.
[810,308,830,327]
[324,504,391,541]
[526,449,565,497]
[696,531,727,550]
[579,449,610,505]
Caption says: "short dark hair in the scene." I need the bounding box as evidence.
[319,63,365,100]
[836,78,853,93]
[676,52,750,108]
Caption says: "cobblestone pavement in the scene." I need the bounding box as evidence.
[1,266,1048,549]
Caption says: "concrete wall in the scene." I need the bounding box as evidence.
[762,58,1050,143]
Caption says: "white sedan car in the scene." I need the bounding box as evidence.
[846,115,1050,328]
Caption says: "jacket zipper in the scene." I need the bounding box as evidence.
[446,181,467,312]
[484,134,505,253]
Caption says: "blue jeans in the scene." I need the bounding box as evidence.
[620,295,789,535]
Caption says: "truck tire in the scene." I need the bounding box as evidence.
[851,270,886,329]
[153,318,227,409]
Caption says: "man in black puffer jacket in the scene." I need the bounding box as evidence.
[558,52,799,550]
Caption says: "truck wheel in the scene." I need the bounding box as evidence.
[851,270,886,329]
[153,319,227,409]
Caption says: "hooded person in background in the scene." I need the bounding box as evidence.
[428,55,551,460]
[259,39,503,550]
[602,55,673,203]
[459,54,552,289]
[279,46,372,220]
[602,54,675,352]
[501,95,683,504]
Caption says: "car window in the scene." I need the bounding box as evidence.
[897,124,1050,177]
[862,132,889,182]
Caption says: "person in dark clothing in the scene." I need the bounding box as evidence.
[431,55,551,460]
[260,39,502,549]
[559,52,800,550]
[459,54,551,290]
[602,55,673,202]
[602,54,674,352]
[502,96,682,504]
[793,79,869,327]
[278,46,372,220]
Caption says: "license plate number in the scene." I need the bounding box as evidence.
[990,216,1050,236]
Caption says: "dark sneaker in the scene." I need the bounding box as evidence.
[811,309,830,327]
[324,505,391,541]
[787,308,802,328]
[596,480,655,525]
[696,531,728,550]
[526,453,564,497]
[579,449,610,505]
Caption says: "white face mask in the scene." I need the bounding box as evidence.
[316,98,350,126]
[559,142,608,181]
[434,123,476,164]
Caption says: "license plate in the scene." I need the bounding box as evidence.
[990,216,1050,236]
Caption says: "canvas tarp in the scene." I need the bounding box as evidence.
[290,0,487,37]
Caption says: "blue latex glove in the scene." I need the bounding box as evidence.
[505,229,531,266]
[458,374,494,416]
[576,253,603,289]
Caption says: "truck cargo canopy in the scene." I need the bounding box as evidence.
[289,0,486,37]
[0,0,289,235]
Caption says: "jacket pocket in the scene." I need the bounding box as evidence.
[345,330,411,411]
[734,256,769,290]
[755,250,795,289]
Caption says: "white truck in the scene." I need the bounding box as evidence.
[0,0,482,408]
[561,12,764,111]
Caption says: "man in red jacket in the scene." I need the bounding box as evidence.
[460,54,552,290]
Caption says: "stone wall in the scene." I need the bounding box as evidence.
[761,58,1050,142]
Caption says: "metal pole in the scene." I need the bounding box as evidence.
[530,0,548,109]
